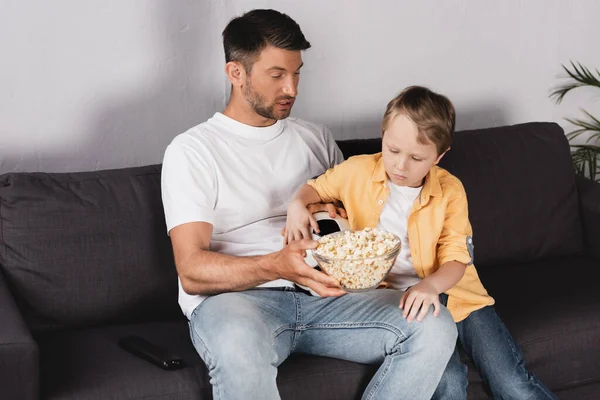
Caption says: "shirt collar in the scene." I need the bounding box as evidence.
[370,152,442,207]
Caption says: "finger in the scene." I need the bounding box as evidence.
[416,300,431,322]
[399,291,408,309]
[301,227,312,241]
[325,203,336,218]
[407,299,423,323]
[281,228,286,237]
[307,203,323,214]
[432,298,441,317]
[290,238,319,251]
[336,207,347,218]
[300,279,346,297]
[403,293,416,319]
[301,265,340,288]
[309,215,320,234]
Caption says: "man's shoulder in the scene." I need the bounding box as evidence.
[285,117,329,137]
[168,118,220,150]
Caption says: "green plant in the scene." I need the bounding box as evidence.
[550,61,600,182]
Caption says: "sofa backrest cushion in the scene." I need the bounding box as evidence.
[337,122,584,267]
[0,165,182,332]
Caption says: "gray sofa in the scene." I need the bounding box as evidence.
[1,121,599,399]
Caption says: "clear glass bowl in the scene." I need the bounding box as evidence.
[311,230,401,292]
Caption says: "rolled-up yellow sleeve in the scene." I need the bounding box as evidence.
[437,181,474,266]
[307,160,353,204]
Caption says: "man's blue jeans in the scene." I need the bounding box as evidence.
[433,293,558,399]
[189,287,457,400]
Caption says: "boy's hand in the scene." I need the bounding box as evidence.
[284,200,320,245]
[306,203,347,219]
[399,280,441,322]
[281,203,348,240]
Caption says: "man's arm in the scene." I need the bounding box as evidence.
[170,221,344,297]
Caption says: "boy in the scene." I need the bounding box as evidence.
[285,86,557,399]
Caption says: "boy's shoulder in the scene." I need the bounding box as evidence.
[433,166,467,193]
[337,153,382,173]
[344,152,382,165]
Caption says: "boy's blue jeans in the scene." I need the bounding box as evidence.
[433,293,558,399]
[189,287,457,400]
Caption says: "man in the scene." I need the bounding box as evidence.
[161,9,457,400]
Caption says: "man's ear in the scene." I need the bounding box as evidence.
[434,147,450,165]
[224,61,246,88]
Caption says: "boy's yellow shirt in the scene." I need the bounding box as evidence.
[307,153,494,322]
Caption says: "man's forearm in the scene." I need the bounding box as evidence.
[178,249,278,295]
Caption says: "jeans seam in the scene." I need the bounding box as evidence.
[364,347,393,400]
[290,292,302,353]
[190,316,221,400]
[300,322,408,341]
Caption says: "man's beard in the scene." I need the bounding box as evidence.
[243,81,293,120]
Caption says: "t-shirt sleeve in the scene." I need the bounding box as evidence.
[323,125,344,167]
[161,140,217,234]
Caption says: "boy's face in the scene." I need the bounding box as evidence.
[382,113,445,187]
[242,45,303,121]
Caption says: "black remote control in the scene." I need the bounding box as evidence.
[118,336,184,370]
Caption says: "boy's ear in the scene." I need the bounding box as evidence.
[434,147,450,165]
[224,61,246,88]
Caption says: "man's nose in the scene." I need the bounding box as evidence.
[282,78,298,97]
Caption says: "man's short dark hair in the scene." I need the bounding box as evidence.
[222,9,311,73]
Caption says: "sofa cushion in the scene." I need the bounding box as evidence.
[438,122,584,266]
[37,321,378,400]
[0,166,182,332]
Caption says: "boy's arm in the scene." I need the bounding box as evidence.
[423,179,474,293]
[420,260,466,294]
[436,179,474,269]
[286,184,325,243]
[400,180,472,322]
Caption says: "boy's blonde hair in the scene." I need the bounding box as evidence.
[382,86,456,155]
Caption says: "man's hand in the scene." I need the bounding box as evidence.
[399,280,441,322]
[265,239,345,297]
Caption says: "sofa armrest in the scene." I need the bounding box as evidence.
[0,272,39,400]
[576,175,600,260]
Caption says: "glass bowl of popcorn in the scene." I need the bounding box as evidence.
[312,228,401,292]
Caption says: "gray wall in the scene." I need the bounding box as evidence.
[2,0,600,173]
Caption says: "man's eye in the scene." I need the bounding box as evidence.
[271,75,282,79]
[412,157,423,162]
[294,72,301,76]
[389,150,399,154]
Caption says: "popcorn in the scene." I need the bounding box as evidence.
[313,228,401,290]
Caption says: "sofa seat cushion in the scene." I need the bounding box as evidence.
[37,321,378,400]
[475,256,600,394]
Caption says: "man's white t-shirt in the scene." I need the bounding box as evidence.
[376,181,423,291]
[161,112,344,318]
